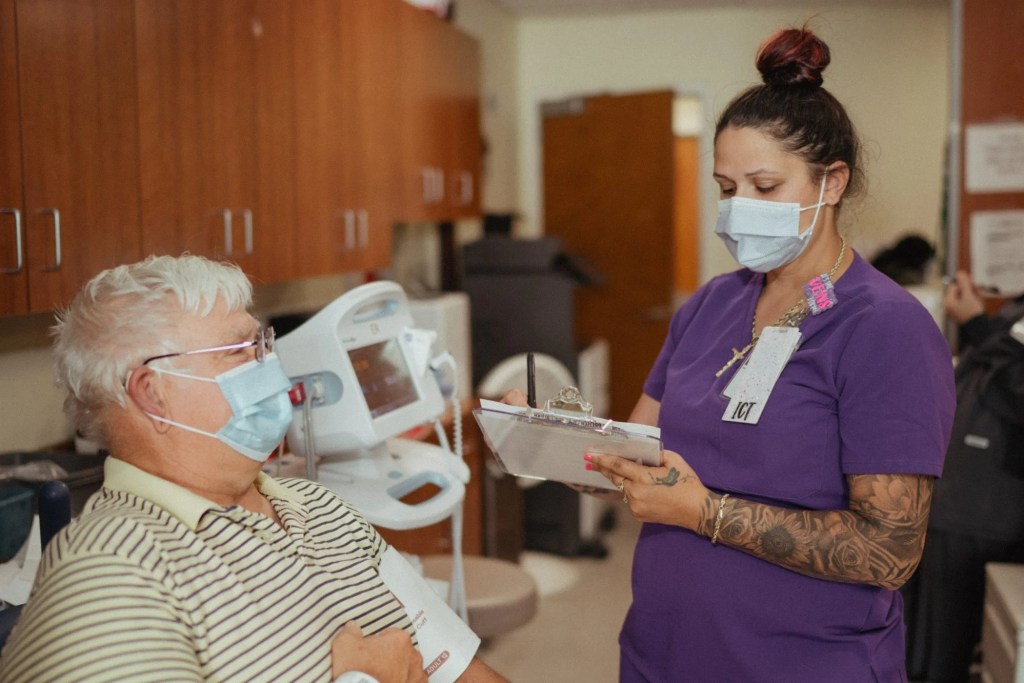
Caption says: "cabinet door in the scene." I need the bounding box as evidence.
[0,0,26,315]
[251,0,297,283]
[289,0,360,278]
[17,0,141,313]
[397,6,482,222]
[347,0,401,271]
[445,28,482,218]
[136,0,259,274]
[291,0,400,277]
[397,2,447,222]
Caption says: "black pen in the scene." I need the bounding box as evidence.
[527,352,536,408]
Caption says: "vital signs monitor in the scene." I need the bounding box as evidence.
[275,281,469,531]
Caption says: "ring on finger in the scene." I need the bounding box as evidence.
[616,479,626,492]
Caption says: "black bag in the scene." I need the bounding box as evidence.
[929,306,1024,541]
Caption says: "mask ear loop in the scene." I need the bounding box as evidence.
[799,172,830,236]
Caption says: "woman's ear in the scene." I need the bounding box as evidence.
[125,366,171,430]
[824,162,850,205]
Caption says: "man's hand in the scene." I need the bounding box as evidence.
[331,622,427,683]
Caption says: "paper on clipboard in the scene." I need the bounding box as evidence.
[473,398,662,491]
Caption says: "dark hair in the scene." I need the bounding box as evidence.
[715,26,864,200]
[871,234,936,286]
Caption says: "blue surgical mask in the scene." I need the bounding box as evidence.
[714,175,828,272]
[146,353,293,462]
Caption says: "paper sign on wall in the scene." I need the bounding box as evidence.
[970,210,1024,296]
[965,122,1024,193]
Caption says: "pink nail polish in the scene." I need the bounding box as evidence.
[583,453,592,462]
[585,463,593,471]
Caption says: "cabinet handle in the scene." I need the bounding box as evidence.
[241,209,254,256]
[357,210,368,249]
[38,208,61,272]
[344,210,356,250]
[421,168,433,204]
[0,208,23,274]
[459,171,474,206]
[434,168,445,204]
[222,209,234,256]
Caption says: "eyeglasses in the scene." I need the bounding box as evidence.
[141,326,275,366]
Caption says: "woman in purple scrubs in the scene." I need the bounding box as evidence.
[587,26,955,681]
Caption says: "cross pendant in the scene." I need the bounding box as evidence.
[715,344,750,378]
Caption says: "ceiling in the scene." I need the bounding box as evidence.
[487,0,937,17]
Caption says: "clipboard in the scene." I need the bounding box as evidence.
[472,388,662,491]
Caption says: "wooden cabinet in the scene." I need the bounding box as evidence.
[1,0,141,316]
[1,0,482,318]
[397,3,481,222]
[135,0,295,285]
[290,0,401,278]
[0,0,25,314]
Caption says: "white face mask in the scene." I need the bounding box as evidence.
[714,175,828,272]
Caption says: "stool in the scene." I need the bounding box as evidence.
[420,555,538,640]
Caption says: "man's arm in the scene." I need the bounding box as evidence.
[0,552,201,682]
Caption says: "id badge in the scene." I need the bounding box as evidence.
[722,326,801,425]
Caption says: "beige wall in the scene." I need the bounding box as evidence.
[510,2,950,280]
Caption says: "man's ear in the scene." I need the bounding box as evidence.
[125,366,171,430]
[824,162,850,205]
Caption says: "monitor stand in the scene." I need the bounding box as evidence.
[316,438,467,531]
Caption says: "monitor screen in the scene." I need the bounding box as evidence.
[349,339,420,419]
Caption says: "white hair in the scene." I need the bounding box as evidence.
[52,254,253,441]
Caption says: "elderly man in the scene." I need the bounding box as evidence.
[0,255,504,683]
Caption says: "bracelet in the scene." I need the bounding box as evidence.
[711,493,730,545]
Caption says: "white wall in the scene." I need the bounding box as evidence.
[511,2,950,280]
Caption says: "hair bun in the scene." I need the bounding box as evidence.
[755,27,830,88]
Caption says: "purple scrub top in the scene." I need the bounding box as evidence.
[621,253,955,682]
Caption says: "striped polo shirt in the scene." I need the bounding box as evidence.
[0,457,414,682]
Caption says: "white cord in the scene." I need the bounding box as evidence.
[428,351,469,622]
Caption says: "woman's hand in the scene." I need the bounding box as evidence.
[586,449,710,531]
[331,621,426,683]
[501,388,529,407]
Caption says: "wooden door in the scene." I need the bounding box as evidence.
[17,0,141,312]
[543,90,677,421]
[136,0,260,274]
[0,0,26,315]
[957,0,1024,316]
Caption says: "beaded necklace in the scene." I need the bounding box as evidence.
[714,239,847,378]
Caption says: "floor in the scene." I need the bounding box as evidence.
[477,510,641,682]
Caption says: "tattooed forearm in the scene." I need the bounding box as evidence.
[699,474,933,590]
